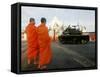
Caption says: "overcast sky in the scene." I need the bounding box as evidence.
[21,6,95,32]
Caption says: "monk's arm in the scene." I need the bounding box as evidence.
[46,27,51,44]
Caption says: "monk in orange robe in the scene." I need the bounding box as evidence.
[37,18,52,69]
[25,18,38,65]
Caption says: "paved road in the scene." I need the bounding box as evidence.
[21,41,96,71]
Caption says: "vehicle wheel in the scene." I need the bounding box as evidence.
[73,38,77,44]
[81,39,87,44]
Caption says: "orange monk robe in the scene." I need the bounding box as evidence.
[25,23,38,62]
[37,24,52,66]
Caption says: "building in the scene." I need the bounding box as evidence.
[49,16,64,41]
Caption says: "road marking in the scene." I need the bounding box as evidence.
[54,43,95,67]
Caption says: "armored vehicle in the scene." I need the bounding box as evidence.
[58,25,89,44]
